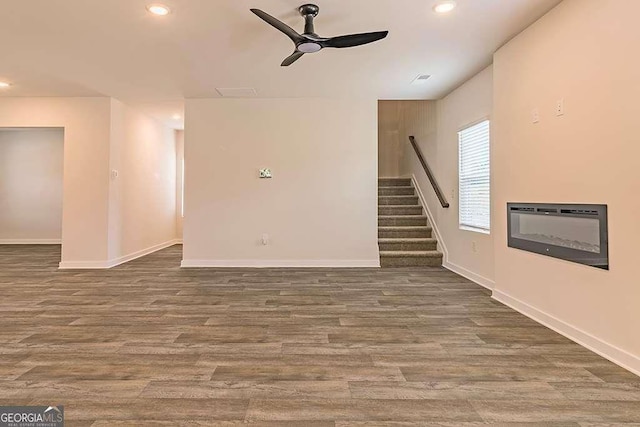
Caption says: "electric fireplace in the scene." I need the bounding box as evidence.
[507,203,608,270]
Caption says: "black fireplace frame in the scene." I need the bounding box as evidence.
[507,203,609,270]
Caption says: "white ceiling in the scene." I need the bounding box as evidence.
[0,0,561,127]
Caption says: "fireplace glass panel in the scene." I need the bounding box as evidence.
[507,203,608,270]
[510,213,600,253]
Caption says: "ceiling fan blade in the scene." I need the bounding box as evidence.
[322,31,389,49]
[281,51,305,67]
[250,9,303,44]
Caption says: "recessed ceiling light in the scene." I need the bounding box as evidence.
[433,1,456,14]
[0,81,11,88]
[147,4,171,16]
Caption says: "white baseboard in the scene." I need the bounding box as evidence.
[0,239,61,244]
[493,289,640,378]
[59,239,181,269]
[181,259,381,268]
[105,239,181,268]
[443,260,495,290]
[57,260,112,269]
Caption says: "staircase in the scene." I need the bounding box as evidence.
[378,178,443,267]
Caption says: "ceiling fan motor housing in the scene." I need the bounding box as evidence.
[297,42,322,53]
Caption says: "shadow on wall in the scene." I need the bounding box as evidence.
[0,127,64,244]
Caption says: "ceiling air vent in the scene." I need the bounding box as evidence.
[216,87,258,97]
[411,74,431,85]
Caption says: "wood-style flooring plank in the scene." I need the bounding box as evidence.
[0,244,638,424]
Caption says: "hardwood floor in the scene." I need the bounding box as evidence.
[0,244,639,425]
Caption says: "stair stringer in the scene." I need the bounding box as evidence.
[410,174,449,263]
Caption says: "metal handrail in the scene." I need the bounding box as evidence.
[408,136,450,208]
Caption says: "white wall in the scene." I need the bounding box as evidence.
[183,98,379,267]
[0,98,112,265]
[175,129,184,240]
[0,128,64,243]
[0,97,178,267]
[493,0,640,374]
[108,100,177,264]
[433,66,494,287]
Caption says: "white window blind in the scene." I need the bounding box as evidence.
[458,120,490,233]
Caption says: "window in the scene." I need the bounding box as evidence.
[458,119,490,233]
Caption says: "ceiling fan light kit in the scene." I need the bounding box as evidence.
[250,4,389,67]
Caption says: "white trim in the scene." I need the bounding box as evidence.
[105,239,181,268]
[59,239,181,269]
[493,289,640,378]
[58,260,112,269]
[459,225,490,235]
[443,260,495,290]
[457,115,491,133]
[181,259,381,268]
[0,239,61,244]
[411,174,449,261]
[174,239,183,244]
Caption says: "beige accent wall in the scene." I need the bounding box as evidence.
[107,100,177,262]
[378,102,403,177]
[493,0,640,372]
[378,101,438,178]
[183,98,379,267]
[0,98,112,264]
[0,128,64,242]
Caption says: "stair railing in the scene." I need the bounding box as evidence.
[408,136,450,208]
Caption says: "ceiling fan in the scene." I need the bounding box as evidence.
[250,4,389,66]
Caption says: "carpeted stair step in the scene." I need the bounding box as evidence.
[378,238,437,251]
[379,226,432,239]
[379,205,423,216]
[377,177,443,268]
[378,195,420,206]
[378,186,415,196]
[378,178,412,187]
[378,215,429,226]
[380,251,444,267]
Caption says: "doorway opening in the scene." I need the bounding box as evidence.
[0,127,64,242]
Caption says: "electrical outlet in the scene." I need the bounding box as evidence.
[532,108,540,123]
[556,99,564,116]
[472,241,477,253]
[261,234,269,246]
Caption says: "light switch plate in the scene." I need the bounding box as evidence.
[259,168,272,179]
